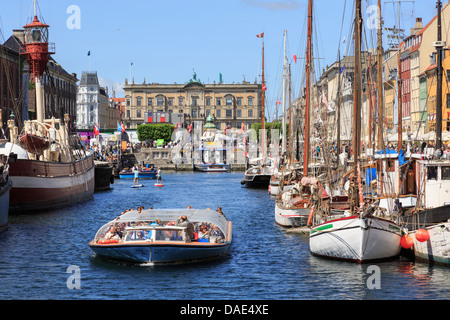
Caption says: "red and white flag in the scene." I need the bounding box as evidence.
[239,123,245,134]
[121,123,126,133]
[93,123,100,136]
[262,84,267,91]
[256,32,264,38]
[188,122,193,133]
[293,54,297,63]
[224,124,230,133]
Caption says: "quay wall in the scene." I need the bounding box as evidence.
[134,148,247,172]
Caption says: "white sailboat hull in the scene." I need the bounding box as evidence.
[412,222,450,266]
[274,201,310,227]
[309,215,402,262]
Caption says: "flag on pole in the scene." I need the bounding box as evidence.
[262,84,267,91]
[256,32,264,38]
[224,124,230,133]
[293,54,297,63]
[117,122,122,132]
[93,123,99,136]
[188,122,193,134]
[239,123,245,134]
[121,123,126,133]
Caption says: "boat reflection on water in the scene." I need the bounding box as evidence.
[89,208,232,265]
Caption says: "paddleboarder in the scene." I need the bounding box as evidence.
[156,168,162,185]
[133,165,140,187]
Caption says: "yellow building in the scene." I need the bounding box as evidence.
[425,49,450,134]
[123,73,263,131]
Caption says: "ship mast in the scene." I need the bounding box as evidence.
[435,0,443,151]
[304,0,313,177]
[353,0,362,207]
[282,30,288,155]
[377,0,384,151]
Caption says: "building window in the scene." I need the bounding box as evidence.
[237,109,242,117]
[248,109,253,117]
[192,97,198,106]
[248,97,253,106]
[226,97,233,105]
[206,109,211,117]
[137,97,142,107]
[178,97,184,106]
[148,98,153,106]
[216,109,221,117]
[192,109,197,117]
[442,167,450,180]
[237,97,242,106]
[168,98,174,106]
[126,110,130,118]
[137,109,142,118]
[157,98,164,106]
[216,98,221,106]
[206,97,211,106]
[126,99,130,106]
[226,109,232,118]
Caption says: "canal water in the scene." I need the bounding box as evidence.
[0,172,449,301]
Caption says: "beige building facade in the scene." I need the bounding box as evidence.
[123,74,263,131]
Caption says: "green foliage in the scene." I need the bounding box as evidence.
[251,122,289,141]
[137,123,175,142]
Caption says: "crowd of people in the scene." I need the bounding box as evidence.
[97,206,226,244]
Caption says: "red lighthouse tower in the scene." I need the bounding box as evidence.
[19,0,54,123]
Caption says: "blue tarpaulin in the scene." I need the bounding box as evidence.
[365,168,377,186]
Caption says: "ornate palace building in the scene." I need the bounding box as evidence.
[123,73,263,131]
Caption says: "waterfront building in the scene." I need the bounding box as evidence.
[425,48,450,134]
[0,37,21,129]
[76,71,118,130]
[123,73,263,131]
[3,29,78,129]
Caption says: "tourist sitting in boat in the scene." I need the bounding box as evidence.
[198,224,210,241]
[175,215,195,241]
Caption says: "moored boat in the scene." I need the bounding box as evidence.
[194,163,231,172]
[95,160,114,191]
[3,5,95,213]
[89,208,232,264]
[119,168,157,179]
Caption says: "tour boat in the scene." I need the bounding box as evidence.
[194,163,231,172]
[89,208,232,264]
[119,168,157,179]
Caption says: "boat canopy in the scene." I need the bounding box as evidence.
[99,208,230,236]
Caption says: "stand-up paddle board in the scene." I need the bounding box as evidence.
[154,183,164,187]
[131,184,144,188]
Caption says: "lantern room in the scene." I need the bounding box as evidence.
[24,16,49,44]
[19,14,55,79]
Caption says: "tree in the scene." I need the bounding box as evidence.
[137,123,175,142]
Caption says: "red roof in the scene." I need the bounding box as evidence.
[23,16,49,29]
[410,3,448,53]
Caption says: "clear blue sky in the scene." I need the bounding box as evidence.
[0,0,438,118]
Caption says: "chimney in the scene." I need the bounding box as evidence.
[411,17,423,35]
[12,29,24,43]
